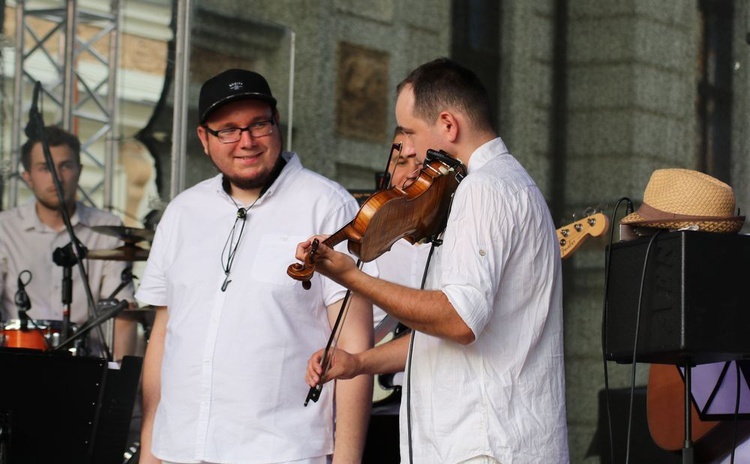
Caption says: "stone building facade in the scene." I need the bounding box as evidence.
[3,1,750,462]
[168,3,750,460]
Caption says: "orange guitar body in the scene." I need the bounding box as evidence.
[647,364,720,450]
[647,364,750,461]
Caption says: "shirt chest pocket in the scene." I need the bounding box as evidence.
[250,234,308,287]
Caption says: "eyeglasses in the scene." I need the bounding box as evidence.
[391,142,403,162]
[204,119,275,144]
[377,142,403,190]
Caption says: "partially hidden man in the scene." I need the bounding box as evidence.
[0,125,136,359]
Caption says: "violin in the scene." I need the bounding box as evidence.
[287,149,466,289]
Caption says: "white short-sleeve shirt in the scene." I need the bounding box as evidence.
[136,153,361,463]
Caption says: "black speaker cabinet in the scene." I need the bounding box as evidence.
[605,231,750,365]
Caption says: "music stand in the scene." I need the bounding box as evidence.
[680,360,750,420]
[0,349,141,464]
[92,355,143,464]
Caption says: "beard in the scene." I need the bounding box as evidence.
[217,152,286,192]
[37,196,61,211]
[225,171,271,191]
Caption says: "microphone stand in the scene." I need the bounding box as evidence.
[26,81,112,361]
[52,300,129,354]
[52,243,78,345]
[682,361,695,464]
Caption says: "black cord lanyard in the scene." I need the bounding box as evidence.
[220,201,254,292]
[218,157,288,292]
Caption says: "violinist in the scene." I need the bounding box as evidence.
[136,68,373,464]
[300,58,569,463]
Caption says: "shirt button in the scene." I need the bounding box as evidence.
[479,249,486,256]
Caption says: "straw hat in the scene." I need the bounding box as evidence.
[620,168,745,234]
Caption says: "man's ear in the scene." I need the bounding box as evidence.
[438,111,459,143]
[196,125,210,155]
[21,170,31,185]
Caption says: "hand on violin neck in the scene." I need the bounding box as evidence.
[295,235,358,284]
[295,235,328,258]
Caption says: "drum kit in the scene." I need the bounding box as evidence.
[87,225,154,261]
[0,226,155,352]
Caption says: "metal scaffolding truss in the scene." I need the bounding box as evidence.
[8,0,121,209]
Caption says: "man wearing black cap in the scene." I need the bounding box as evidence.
[136,69,373,464]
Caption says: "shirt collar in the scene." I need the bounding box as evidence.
[467,137,510,173]
[18,200,84,232]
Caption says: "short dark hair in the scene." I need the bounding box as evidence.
[397,58,494,133]
[21,125,81,171]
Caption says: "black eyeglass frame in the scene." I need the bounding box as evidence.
[204,119,276,144]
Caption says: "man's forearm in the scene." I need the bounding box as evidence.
[140,307,167,463]
[329,293,373,463]
[332,374,372,463]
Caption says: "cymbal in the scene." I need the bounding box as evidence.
[87,244,150,261]
[91,225,155,243]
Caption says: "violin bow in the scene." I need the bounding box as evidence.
[378,142,402,190]
[306,142,401,404]
[305,258,363,406]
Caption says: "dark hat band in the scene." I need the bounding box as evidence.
[634,202,743,224]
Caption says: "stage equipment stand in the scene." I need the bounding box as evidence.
[605,231,750,464]
[0,349,142,463]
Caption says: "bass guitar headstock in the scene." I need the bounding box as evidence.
[557,212,609,259]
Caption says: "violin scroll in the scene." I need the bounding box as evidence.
[286,239,319,290]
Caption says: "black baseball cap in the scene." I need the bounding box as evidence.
[198,69,277,124]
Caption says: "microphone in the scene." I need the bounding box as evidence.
[24,80,42,139]
[121,266,133,283]
[14,270,32,331]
